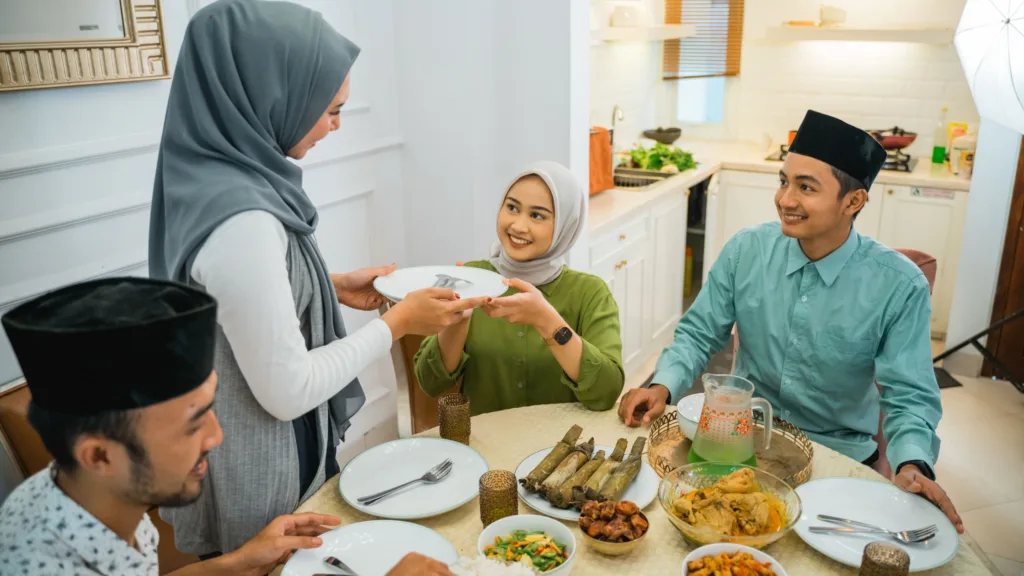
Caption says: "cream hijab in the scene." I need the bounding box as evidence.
[489,161,586,286]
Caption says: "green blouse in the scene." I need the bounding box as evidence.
[414,261,624,416]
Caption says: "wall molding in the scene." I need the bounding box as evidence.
[0,103,374,180]
[0,134,400,245]
[0,257,148,311]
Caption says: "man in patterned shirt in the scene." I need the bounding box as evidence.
[0,278,454,576]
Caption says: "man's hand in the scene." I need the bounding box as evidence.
[895,464,964,534]
[220,513,341,575]
[618,385,671,427]
[386,552,455,576]
[333,264,397,311]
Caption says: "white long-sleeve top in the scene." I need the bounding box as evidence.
[190,210,393,422]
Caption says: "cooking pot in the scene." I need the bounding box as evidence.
[869,127,917,150]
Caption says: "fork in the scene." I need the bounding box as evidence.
[356,459,454,505]
[811,514,938,543]
[322,556,360,576]
[432,274,468,289]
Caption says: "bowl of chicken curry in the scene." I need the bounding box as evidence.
[659,464,800,549]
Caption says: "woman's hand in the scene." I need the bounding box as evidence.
[485,278,563,337]
[382,288,490,340]
[332,264,396,311]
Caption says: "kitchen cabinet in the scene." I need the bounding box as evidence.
[705,171,778,277]
[877,185,968,336]
[855,185,884,239]
[591,186,689,376]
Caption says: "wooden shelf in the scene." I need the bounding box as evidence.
[592,24,697,43]
[764,26,954,44]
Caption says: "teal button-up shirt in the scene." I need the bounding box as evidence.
[654,222,941,471]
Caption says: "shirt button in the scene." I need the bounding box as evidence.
[791,337,798,345]
[517,381,525,389]
[801,295,808,302]
[784,378,791,385]
[517,331,524,338]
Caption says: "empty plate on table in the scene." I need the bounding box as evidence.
[373,265,508,302]
[514,445,660,522]
[339,437,489,520]
[794,477,959,572]
[281,520,457,576]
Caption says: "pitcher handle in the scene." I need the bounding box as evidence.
[752,398,773,451]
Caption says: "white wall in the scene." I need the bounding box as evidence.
[0,0,408,490]
[942,119,1021,376]
[393,0,591,270]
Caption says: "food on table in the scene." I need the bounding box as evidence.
[621,142,697,173]
[577,438,627,504]
[671,468,787,537]
[538,438,595,493]
[451,556,541,576]
[520,425,583,492]
[595,437,646,502]
[546,449,605,509]
[686,550,778,576]
[577,500,649,543]
[482,530,569,573]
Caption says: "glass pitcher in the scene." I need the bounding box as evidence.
[688,374,773,467]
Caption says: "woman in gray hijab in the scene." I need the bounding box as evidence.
[413,161,624,417]
[149,0,486,557]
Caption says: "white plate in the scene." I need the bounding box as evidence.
[281,520,457,576]
[339,437,489,520]
[681,543,788,576]
[514,444,659,522]
[373,265,508,302]
[794,477,959,572]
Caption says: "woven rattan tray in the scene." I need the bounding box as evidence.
[647,410,814,487]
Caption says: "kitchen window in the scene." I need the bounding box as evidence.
[664,0,743,124]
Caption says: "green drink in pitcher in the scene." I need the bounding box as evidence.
[688,374,773,467]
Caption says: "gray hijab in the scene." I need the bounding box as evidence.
[148,0,364,420]
[489,161,586,286]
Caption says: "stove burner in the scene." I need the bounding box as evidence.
[764,144,918,173]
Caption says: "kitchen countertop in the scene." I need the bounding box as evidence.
[589,139,971,235]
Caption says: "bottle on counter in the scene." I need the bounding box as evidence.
[931,107,948,165]
[950,129,977,178]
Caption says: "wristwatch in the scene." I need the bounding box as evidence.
[545,326,573,346]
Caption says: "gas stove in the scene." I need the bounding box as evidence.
[765,145,918,173]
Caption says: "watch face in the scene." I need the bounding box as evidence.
[553,326,572,345]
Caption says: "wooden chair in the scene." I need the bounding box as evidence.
[0,383,198,574]
[730,248,937,480]
[396,335,459,434]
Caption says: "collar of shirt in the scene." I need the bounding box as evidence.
[784,226,861,286]
[39,464,159,574]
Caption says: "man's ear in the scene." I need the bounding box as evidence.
[843,188,868,216]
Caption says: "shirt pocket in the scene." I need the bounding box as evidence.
[820,331,877,359]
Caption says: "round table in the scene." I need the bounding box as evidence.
[287,403,994,575]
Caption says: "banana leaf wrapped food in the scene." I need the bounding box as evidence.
[519,425,583,492]
[539,437,595,493]
[596,437,646,502]
[546,450,606,509]
[578,438,628,504]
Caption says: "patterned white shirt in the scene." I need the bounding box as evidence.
[0,463,159,576]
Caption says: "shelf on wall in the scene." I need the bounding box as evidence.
[764,26,954,44]
[591,24,697,43]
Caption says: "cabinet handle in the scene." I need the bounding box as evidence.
[887,189,894,195]
[619,234,626,241]
[615,259,627,270]
[684,189,691,197]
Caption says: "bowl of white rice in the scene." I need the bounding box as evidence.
[451,556,544,576]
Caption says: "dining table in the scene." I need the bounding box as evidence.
[278,403,996,575]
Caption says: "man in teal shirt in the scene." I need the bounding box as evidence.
[619,110,962,531]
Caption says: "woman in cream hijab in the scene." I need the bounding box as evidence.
[414,161,625,415]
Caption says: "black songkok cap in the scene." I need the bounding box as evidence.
[789,109,888,191]
[2,278,217,415]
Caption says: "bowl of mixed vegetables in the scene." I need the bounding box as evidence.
[478,514,577,574]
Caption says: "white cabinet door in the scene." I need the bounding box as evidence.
[594,237,649,371]
[855,184,884,239]
[703,172,721,281]
[876,185,968,336]
[650,192,688,348]
[707,171,779,274]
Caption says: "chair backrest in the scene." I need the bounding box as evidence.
[0,382,199,572]
[895,248,937,295]
[396,335,458,434]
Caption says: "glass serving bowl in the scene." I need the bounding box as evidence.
[658,462,802,549]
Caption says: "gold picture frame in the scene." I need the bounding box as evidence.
[0,0,169,92]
